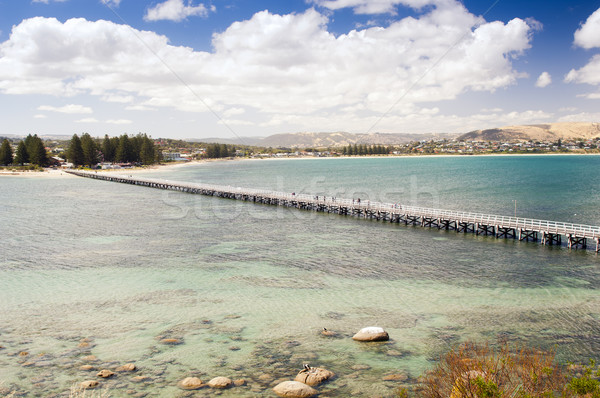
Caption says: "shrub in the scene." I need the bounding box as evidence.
[417,341,568,397]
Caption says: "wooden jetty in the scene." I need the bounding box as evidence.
[67,170,600,252]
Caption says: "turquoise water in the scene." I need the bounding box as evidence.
[1,155,599,397]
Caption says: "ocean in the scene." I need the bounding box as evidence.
[1,155,599,397]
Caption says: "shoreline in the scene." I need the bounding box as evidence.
[1,152,598,178]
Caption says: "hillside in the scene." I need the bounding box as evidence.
[459,122,600,142]
[196,131,454,148]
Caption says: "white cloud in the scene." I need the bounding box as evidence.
[32,0,69,3]
[101,0,121,7]
[310,0,438,14]
[558,112,600,122]
[566,8,600,98]
[37,104,93,114]
[102,93,134,103]
[0,3,537,133]
[535,71,551,88]
[34,114,47,119]
[144,0,213,22]
[106,119,132,124]
[574,7,600,49]
[76,117,99,123]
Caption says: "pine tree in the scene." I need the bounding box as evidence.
[220,144,228,158]
[14,141,29,165]
[102,134,115,163]
[80,133,97,166]
[115,134,133,163]
[0,139,13,165]
[28,135,48,166]
[67,134,84,166]
[140,136,155,165]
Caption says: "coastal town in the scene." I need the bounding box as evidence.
[2,134,599,170]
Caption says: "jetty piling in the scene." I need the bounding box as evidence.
[66,170,600,253]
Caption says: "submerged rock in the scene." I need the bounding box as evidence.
[295,366,335,386]
[321,328,339,337]
[273,381,317,398]
[177,377,205,390]
[79,365,94,371]
[116,363,137,372]
[352,326,389,342]
[208,376,233,389]
[80,380,99,389]
[96,369,115,378]
[160,338,182,345]
[233,379,246,387]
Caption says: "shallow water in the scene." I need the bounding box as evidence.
[1,156,599,397]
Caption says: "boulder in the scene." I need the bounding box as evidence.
[96,369,115,378]
[208,376,233,389]
[80,380,99,389]
[79,365,94,371]
[82,355,98,362]
[177,377,205,390]
[295,367,335,386]
[273,381,317,398]
[233,379,246,387]
[116,363,137,372]
[352,326,389,342]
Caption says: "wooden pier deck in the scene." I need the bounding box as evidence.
[67,170,600,252]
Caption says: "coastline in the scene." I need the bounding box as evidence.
[1,152,598,179]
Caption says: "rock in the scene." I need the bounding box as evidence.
[233,379,246,387]
[208,376,233,389]
[273,381,317,398]
[78,342,91,348]
[97,369,115,378]
[18,351,29,356]
[351,364,371,371]
[80,380,99,389]
[352,326,389,342]
[321,328,338,337]
[258,373,274,383]
[295,366,335,386]
[382,373,408,381]
[132,375,151,383]
[160,338,182,345]
[229,346,241,351]
[177,377,206,390]
[116,363,137,372]
[82,355,98,362]
[79,365,94,371]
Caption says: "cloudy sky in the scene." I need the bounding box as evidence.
[0,0,599,140]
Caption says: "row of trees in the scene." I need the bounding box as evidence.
[341,144,392,156]
[0,135,48,166]
[67,133,159,166]
[204,143,233,159]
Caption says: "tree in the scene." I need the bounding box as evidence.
[80,133,98,166]
[14,141,29,165]
[140,135,156,165]
[27,134,48,166]
[0,139,13,165]
[102,134,115,163]
[115,134,133,163]
[67,134,84,166]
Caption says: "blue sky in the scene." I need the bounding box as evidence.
[0,0,599,140]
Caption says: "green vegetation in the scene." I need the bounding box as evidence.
[412,341,600,398]
[67,133,158,167]
[0,139,13,165]
[341,144,391,155]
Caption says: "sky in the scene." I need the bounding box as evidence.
[0,0,599,141]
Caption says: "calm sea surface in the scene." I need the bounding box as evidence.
[1,155,599,397]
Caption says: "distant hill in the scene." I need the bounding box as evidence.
[459,122,600,142]
[194,131,454,148]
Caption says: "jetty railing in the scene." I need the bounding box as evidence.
[66,170,600,252]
